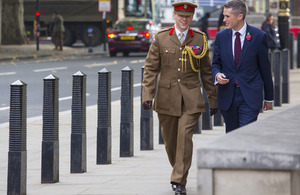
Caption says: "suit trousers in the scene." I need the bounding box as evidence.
[221,87,260,133]
[158,107,200,186]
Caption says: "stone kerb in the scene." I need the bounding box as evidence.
[197,104,300,195]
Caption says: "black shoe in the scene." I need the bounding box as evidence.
[171,184,177,191]
[175,184,186,195]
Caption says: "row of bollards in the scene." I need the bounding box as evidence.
[272,48,290,107]
[6,66,141,194]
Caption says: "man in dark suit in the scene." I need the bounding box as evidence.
[212,0,274,133]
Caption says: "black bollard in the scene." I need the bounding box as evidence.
[120,66,134,157]
[278,0,290,50]
[298,32,300,68]
[281,49,290,103]
[289,32,294,69]
[88,28,93,53]
[269,50,274,75]
[273,50,282,107]
[202,89,213,130]
[7,80,27,195]
[159,125,164,144]
[42,74,59,183]
[140,66,153,150]
[97,68,112,164]
[71,71,87,173]
[214,111,224,126]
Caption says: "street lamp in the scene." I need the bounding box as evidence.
[36,0,40,51]
[278,0,290,49]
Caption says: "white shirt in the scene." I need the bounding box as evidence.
[232,22,247,58]
[174,24,189,42]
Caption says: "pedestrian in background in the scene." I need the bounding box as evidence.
[142,1,218,194]
[212,0,274,133]
[52,11,65,51]
[199,12,210,39]
[217,6,226,31]
[261,14,280,50]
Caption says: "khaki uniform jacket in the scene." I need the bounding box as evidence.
[142,27,217,116]
[53,15,65,33]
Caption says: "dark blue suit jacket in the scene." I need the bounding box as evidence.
[212,24,274,111]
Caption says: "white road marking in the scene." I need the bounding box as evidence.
[133,83,142,87]
[84,59,144,68]
[0,72,16,76]
[84,62,118,68]
[33,67,67,73]
[59,93,90,101]
[111,83,141,92]
[111,87,121,92]
[0,94,90,112]
[130,60,145,64]
[0,107,9,111]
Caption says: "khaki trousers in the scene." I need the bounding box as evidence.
[52,32,63,50]
[158,109,200,185]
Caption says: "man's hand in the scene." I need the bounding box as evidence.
[142,100,152,110]
[210,108,218,116]
[216,73,229,85]
[263,101,272,111]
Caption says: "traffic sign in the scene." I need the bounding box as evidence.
[99,0,111,12]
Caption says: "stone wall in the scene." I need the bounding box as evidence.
[197,104,300,195]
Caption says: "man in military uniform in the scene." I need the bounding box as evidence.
[142,1,218,194]
[52,11,65,51]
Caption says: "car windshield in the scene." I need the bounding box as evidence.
[114,21,147,30]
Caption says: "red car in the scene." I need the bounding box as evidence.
[107,18,159,57]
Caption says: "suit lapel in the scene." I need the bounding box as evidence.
[237,24,251,70]
[225,29,235,68]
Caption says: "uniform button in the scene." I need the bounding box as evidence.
[179,58,181,61]
[178,79,180,82]
[178,68,181,71]
[180,47,182,50]
[166,50,168,53]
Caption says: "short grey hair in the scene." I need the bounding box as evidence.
[224,0,247,20]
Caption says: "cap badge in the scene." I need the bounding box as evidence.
[183,4,188,9]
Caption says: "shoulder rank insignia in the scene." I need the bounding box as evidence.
[188,28,194,37]
[169,26,175,36]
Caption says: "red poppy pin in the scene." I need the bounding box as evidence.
[246,32,251,41]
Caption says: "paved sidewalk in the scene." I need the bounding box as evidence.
[0,42,106,62]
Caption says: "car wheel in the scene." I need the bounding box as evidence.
[123,52,129,57]
[109,51,116,57]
